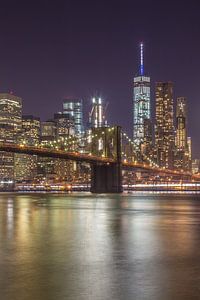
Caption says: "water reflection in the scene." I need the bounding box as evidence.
[0,193,200,299]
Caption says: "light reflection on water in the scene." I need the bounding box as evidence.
[0,192,200,300]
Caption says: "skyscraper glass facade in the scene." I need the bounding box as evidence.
[133,76,150,145]
[63,99,83,136]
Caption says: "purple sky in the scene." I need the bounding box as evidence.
[0,0,200,157]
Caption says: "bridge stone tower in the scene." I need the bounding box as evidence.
[90,126,123,193]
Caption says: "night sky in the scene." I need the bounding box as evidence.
[0,1,200,157]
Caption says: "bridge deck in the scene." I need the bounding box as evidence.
[0,143,115,164]
[0,143,198,180]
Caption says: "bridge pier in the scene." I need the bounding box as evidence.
[90,162,122,193]
[90,126,123,193]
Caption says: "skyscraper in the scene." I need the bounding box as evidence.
[192,159,199,174]
[0,93,22,188]
[0,93,22,142]
[39,118,76,182]
[63,99,83,136]
[38,120,57,180]
[15,115,40,182]
[187,136,192,170]
[176,97,187,150]
[54,112,75,139]
[155,82,175,169]
[89,97,107,128]
[174,97,190,170]
[133,43,151,149]
[41,120,57,142]
[187,136,192,161]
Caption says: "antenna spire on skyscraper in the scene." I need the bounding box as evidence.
[140,42,144,76]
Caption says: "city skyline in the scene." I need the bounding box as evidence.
[0,61,196,162]
[0,56,197,162]
[0,1,200,157]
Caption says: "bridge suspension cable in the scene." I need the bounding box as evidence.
[121,130,159,168]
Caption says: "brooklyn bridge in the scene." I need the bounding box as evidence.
[0,126,199,193]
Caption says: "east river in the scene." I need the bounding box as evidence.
[1,192,200,300]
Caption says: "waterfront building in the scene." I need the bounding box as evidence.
[187,137,192,160]
[39,118,77,183]
[155,82,175,169]
[14,154,38,182]
[133,43,151,150]
[14,115,40,182]
[63,99,84,136]
[38,120,57,181]
[54,112,77,181]
[192,159,200,174]
[174,150,189,171]
[0,93,22,187]
[187,136,192,170]
[54,159,75,182]
[37,157,56,182]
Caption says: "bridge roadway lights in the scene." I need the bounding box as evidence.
[90,162,123,193]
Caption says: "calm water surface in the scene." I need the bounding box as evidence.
[1,192,200,300]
